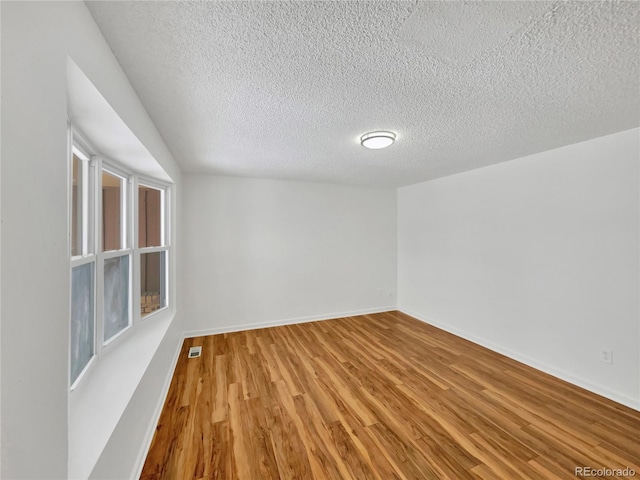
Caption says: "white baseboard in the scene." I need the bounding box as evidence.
[184,305,397,338]
[399,307,640,412]
[131,336,184,480]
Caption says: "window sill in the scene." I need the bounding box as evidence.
[68,308,175,479]
[70,355,97,392]
[140,304,169,322]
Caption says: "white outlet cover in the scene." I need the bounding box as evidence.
[600,349,613,364]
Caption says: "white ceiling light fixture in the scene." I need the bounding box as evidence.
[360,131,396,149]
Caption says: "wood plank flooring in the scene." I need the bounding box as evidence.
[141,311,640,479]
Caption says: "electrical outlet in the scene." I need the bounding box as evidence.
[600,349,613,364]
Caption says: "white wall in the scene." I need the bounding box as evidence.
[1,2,183,478]
[0,2,3,473]
[398,128,640,409]
[183,175,397,334]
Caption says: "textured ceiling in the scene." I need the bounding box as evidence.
[86,1,639,187]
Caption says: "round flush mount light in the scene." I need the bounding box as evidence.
[360,131,396,149]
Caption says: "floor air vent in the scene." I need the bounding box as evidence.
[188,346,202,358]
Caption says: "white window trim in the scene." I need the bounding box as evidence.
[70,149,93,258]
[69,125,97,391]
[137,177,171,320]
[100,163,131,252]
[69,127,172,390]
[98,158,133,349]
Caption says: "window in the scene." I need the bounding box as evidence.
[101,166,132,343]
[139,185,168,317]
[102,170,125,252]
[103,254,131,341]
[70,145,95,386]
[70,261,95,385]
[69,134,170,389]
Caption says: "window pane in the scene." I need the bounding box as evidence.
[104,255,130,341]
[72,154,82,256]
[139,186,162,247]
[102,170,122,251]
[71,262,94,385]
[141,251,166,316]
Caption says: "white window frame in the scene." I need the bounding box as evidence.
[69,127,172,391]
[70,140,95,258]
[99,160,133,347]
[137,177,171,320]
[69,135,97,390]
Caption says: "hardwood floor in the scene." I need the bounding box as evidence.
[141,311,640,479]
